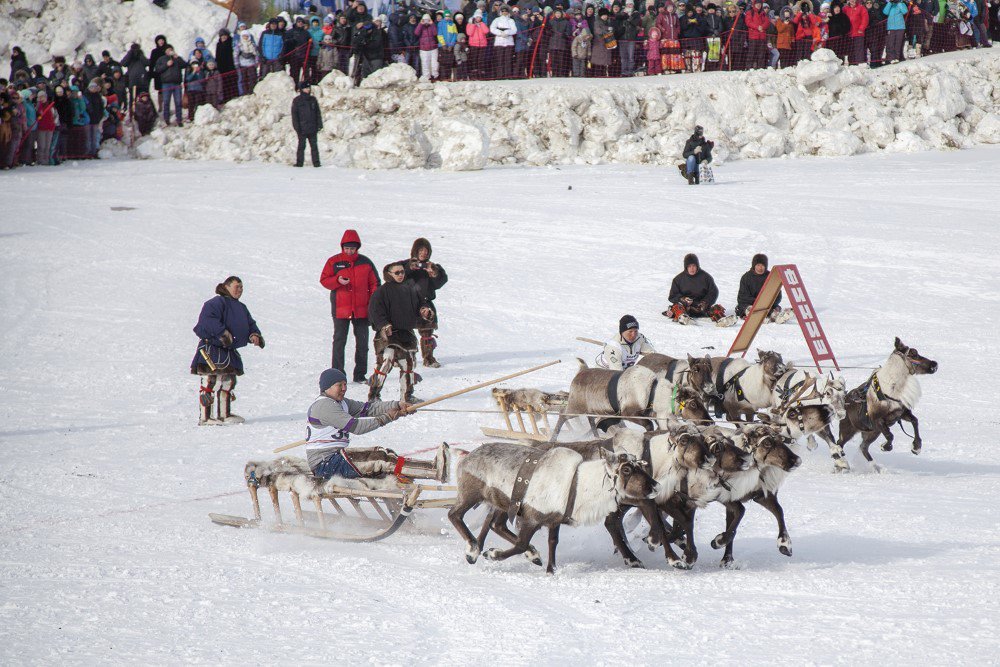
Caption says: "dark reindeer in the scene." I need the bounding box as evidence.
[834,337,938,471]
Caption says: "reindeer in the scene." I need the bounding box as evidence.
[448,442,659,574]
[710,350,788,422]
[549,360,660,440]
[834,337,938,472]
[639,353,716,400]
[767,369,847,464]
[661,423,801,567]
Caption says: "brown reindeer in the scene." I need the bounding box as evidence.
[834,337,938,471]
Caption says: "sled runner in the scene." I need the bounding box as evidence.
[209,455,457,542]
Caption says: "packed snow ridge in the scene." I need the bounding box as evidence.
[0,0,229,71]
[143,48,1000,171]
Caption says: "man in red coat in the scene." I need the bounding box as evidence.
[843,0,869,64]
[744,0,771,69]
[320,229,380,383]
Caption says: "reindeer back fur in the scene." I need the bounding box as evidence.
[567,365,658,416]
[875,353,922,411]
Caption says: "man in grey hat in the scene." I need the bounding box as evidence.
[304,368,449,481]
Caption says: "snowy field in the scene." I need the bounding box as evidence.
[2,148,999,664]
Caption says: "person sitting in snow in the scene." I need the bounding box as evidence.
[601,315,656,370]
[679,125,714,185]
[664,253,728,325]
[191,276,265,425]
[305,368,449,482]
[735,253,791,322]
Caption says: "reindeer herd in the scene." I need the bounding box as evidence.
[449,337,938,574]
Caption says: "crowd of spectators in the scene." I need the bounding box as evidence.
[1,0,995,169]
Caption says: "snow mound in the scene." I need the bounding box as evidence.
[1,0,230,72]
[151,49,1000,170]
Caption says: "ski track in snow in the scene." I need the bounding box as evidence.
[2,148,999,664]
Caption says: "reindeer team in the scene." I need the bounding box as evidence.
[450,336,938,574]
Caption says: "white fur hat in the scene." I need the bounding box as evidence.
[473,9,483,18]
[422,12,431,19]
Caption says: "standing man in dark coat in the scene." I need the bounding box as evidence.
[400,237,448,368]
[148,35,169,110]
[664,253,727,324]
[735,253,791,322]
[368,262,434,402]
[286,16,312,84]
[291,80,322,167]
[154,45,186,126]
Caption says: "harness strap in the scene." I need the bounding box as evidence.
[606,372,622,415]
[563,466,580,522]
[645,378,659,413]
[641,434,653,469]
[725,368,749,402]
[665,359,679,383]
[715,358,733,396]
[508,452,542,522]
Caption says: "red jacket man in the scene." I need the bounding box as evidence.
[843,0,869,37]
[744,4,772,39]
[320,229,380,383]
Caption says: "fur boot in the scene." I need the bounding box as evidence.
[420,332,440,368]
[199,376,222,425]
[662,302,691,325]
[216,375,244,424]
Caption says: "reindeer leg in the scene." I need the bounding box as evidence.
[290,491,304,527]
[604,506,644,569]
[877,418,895,452]
[447,497,483,564]
[548,414,568,442]
[719,501,747,568]
[834,418,857,473]
[489,513,543,566]
[483,523,542,563]
[545,524,561,575]
[858,430,885,472]
[248,484,261,521]
[662,500,697,568]
[268,485,282,525]
[476,509,499,551]
[754,493,792,557]
[711,501,745,549]
[901,409,922,454]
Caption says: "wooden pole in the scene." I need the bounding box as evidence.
[576,337,603,346]
[272,360,561,453]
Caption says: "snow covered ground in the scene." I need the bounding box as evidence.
[2,147,999,663]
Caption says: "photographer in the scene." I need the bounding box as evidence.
[400,238,448,368]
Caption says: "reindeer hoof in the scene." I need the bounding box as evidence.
[872,463,886,474]
[668,556,692,571]
[720,557,737,569]
[833,462,850,474]
[711,533,729,549]
[685,551,699,566]
[624,557,645,569]
[881,442,893,452]
[465,548,481,564]
[778,537,792,557]
[526,548,543,566]
[482,548,501,561]
[545,566,556,575]
[911,443,922,455]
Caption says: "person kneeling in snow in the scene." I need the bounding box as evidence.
[305,368,448,482]
[600,315,656,369]
[679,125,714,185]
[191,276,265,425]
[664,253,728,325]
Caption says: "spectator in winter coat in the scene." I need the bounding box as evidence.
[645,26,662,74]
[744,0,771,68]
[613,4,641,76]
[491,6,518,79]
[9,47,29,80]
[601,315,656,370]
[291,81,322,167]
[573,24,594,76]
[321,230,380,382]
[190,276,264,425]
[657,3,680,40]
[368,262,434,402]
[843,0,869,63]
[703,4,724,36]
[454,33,470,79]
[148,35,169,105]
[70,85,89,128]
[184,61,207,122]
[82,54,100,85]
[133,91,158,135]
[547,9,572,77]
[665,253,727,324]
[591,8,614,75]
[436,12,458,81]
[512,10,531,75]
[204,60,223,109]
[399,238,448,368]
[308,16,326,82]
[97,51,121,81]
[155,46,186,125]
[121,43,149,108]
[83,79,104,157]
[736,253,783,317]
[827,2,851,56]
[775,7,795,65]
[236,29,260,94]
[884,0,908,61]
[34,90,55,166]
[260,20,285,75]
[49,56,71,89]
[466,10,490,78]
[414,14,440,81]
[215,29,237,99]
[317,34,339,79]
[189,37,215,64]
[681,124,713,184]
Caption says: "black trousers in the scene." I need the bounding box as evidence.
[296,132,320,166]
[333,317,369,381]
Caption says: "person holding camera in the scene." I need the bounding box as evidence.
[414,13,440,81]
[321,230,381,383]
[400,238,448,368]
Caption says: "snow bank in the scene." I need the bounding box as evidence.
[153,49,1000,171]
[1,0,230,73]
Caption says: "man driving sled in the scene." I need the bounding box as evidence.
[305,368,449,482]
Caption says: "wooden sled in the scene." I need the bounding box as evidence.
[210,477,457,543]
[481,388,568,442]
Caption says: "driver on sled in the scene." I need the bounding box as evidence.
[599,315,656,370]
[305,368,449,483]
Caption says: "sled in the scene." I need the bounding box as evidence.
[210,480,457,543]
[479,387,568,443]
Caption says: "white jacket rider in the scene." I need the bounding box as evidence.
[599,315,655,370]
